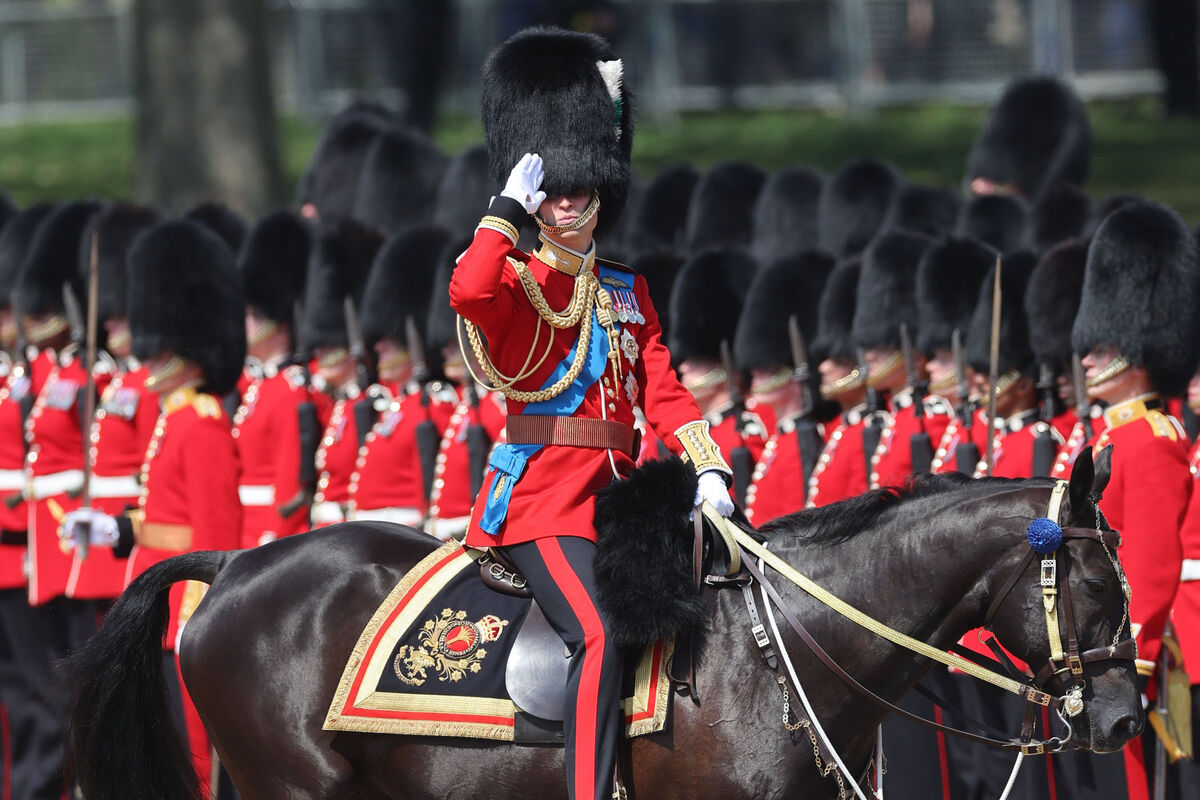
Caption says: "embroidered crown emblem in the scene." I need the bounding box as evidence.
[393,608,509,687]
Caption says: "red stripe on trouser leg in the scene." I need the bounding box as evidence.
[1040,706,1057,800]
[536,538,607,800]
[174,654,213,799]
[933,706,951,800]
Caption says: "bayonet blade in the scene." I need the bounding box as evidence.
[62,283,84,346]
[405,315,430,384]
[788,315,809,384]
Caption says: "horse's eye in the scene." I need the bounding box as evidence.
[1083,578,1107,594]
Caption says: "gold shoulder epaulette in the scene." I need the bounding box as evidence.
[1146,409,1180,441]
[192,393,223,420]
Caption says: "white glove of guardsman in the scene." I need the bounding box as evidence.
[59,507,119,549]
[501,152,547,213]
[695,470,735,518]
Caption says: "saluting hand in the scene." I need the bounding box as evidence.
[501,153,547,214]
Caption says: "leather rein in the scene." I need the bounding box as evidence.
[697,479,1138,755]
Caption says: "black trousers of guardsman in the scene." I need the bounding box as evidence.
[501,536,622,800]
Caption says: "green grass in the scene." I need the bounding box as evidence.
[2,98,1199,224]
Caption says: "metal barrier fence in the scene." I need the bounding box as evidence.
[0,0,1167,123]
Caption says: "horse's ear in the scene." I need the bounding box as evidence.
[1067,446,1095,516]
[1092,445,1113,500]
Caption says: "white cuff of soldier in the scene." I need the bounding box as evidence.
[58,507,120,549]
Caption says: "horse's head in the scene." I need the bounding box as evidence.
[985,446,1142,754]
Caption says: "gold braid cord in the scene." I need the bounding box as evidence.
[460,257,622,404]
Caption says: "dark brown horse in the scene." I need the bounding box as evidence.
[66,450,1140,800]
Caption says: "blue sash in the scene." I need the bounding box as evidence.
[477,265,625,535]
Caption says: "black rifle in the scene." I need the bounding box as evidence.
[858,347,884,481]
[720,339,753,507]
[1032,362,1059,477]
[787,316,824,501]
[900,324,933,474]
[951,330,981,475]
[343,297,378,448]
[278,300,318,520]
[407,316,440,505]
[463,381,491,498]
[1072,352,1094,443]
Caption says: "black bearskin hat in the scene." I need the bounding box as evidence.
[352,126,449,235]
[668,247,757,363]
[238,211,313,325]
[685,161,767,254]
[818,157,903,258]
[0,204,54,311]
[482,27,634,234]
[433,144,496,239]
[15,200,104,317]
[851,230,933,351]
[751,166,824,263]
[734,250,835,371]
[965,77,1091,200]
[127,220,246,396]
[915,236,997,355]
[426,234,472,354]
[630,250,684,340]
[956,193,1029,255]
[1030,183,1092,254]
[362,224,452,351]
[1025,238,1088,367]
[0,195,15,232]
[812,259,862,364]
[883,184,962,238]
[965,251,1038,375]
[625,163,698,254]
[1072,202,1200,396]
[81,203,161,324]
[184,202,247,254]
[1087,192,1143,237]
[296,101,397,220]
[301,218,384,350]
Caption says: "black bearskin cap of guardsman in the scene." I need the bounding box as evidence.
[812,259,862,364]
[127,220,247,396]
[818,157,903,258]
[1030,183,1092,254]
[0,204,54,311]
[1073,202,1200,397]
[238,211,313,325]
[80,203,162,324]
[426,234,472,355]
[965,251,1038,375]
[0,195,16,231]
[15,199,104,318]
[625,163,698,254]
[668,247,757,364]
[883,184,962,238]
[965,76,1091,200]
[296,101,397,220]
[352,126,449,235]
[851,230,933,352]
[1025,238,1088,368]
[751,166,824,263]
[362,224,452,352]
[956,193,1030,255]
[630,250,684,340]
[300,218,384,351]
[914,237,997,356]
[733,250,836,371]
[685,161,767,254]
[184,202,248,254]
[433,144,495,239]
[482,26,634,237]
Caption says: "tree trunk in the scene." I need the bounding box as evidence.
[133,0,284,216]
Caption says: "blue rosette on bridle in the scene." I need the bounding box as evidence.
[1027,517,1063,554]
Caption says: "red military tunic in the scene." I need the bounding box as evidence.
[451,202,716,548]
[349,382,457,527]
[706,403,769,466]
[1049,406,1103,479]
[746,412,819,525]
[232,360,312,547]
[0,353,50,589]
[426,386,507,541]
[932,408,988,474]
[868,390,954,488]
[312,391,364,527]
[969,408,1060,479]
[68,361,157,599]
[806,404,869,508]
[1175,440,1200,683]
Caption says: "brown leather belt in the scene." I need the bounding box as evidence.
[506,415,640,458]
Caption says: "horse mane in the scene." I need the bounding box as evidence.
[761,472,1056,546]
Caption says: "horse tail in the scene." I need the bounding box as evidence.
[65,550,237,800]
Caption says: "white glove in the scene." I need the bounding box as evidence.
[59,507,119,550]
[694,470,735,518]
[500,153,547,214]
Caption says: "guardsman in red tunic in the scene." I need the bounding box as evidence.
[734,251,834,524]
[233,211,315,547]
[807,259,870,507]
[915,237,995,478]
[70,203,161,601]
[62,219,246,798]
[1069,201,1199,800]
[349,224,457,528]
[667,248,768,502]
[453,29,735,800]
[301,219,383,528]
